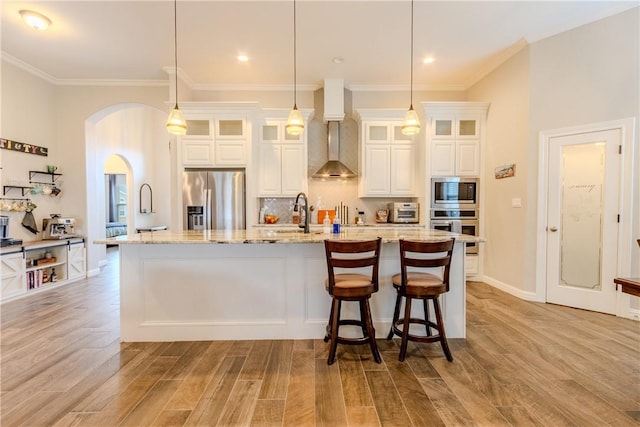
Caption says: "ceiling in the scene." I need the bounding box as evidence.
[2,1,638,91]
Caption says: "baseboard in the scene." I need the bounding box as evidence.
[87,268,101,277]
[482,275,542,302]
[98,259,108,268]
[624,307,640,321]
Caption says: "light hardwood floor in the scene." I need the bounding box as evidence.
[1,247,639,426]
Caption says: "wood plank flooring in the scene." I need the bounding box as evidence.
[1,247,639,426]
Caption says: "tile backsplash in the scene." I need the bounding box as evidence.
[258,180,415,225]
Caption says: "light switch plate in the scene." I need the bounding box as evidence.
[512,198,522,208]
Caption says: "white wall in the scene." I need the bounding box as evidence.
[467,47,532,296]
[0,62,66,242]
[468,7,639,306]
[529,7,640,306]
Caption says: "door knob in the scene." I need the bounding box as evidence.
[548,226,558,232]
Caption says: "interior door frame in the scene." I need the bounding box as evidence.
[536,118,636,316]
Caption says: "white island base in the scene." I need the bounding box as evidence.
[118,239,466,342]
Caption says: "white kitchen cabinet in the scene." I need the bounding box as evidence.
[257,120,307,197]
[431,139,480,176]
[1,239,86,303]
[363,145,391,195]
[1,250,26,300]
[390,144,416,194]
[67,240,86,280]
[182,138,214,166]
[181,115,248,167]
[356,114,417,197]
[425,103,488,177]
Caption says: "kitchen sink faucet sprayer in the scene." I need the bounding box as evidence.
[294,192,310,233]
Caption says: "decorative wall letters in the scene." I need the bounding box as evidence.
[0,138,48,156]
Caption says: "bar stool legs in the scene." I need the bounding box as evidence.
[388,293,453,362]
[387,238,456,362]
[325,297,381,365]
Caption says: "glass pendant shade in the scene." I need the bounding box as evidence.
[166,105,187,135]
[402,106,420,135]
[286,105,304,136]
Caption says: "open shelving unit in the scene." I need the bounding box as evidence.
[29,170,63,185]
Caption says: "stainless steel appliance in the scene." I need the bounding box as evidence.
[42,215,77,240]
[388,202,419,224]
[0,215,22,247]
[431,217,478,254]
[0,215,8,239]
[182,169,245,230]
[432,177,478,209]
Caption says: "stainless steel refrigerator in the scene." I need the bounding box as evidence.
[182,169,246,230]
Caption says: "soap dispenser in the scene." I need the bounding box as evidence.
[323,212,331,234]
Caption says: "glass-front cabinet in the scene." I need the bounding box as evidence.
[356,112,417,197]
[258,120,307,197]
[180,108,250,168]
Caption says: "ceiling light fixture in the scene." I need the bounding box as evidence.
[166,0,187,136]
[402,0,420,136]
[237,54,249,62]
[19,10,51,31]
[286,0,304,136]
[423,57,434,64]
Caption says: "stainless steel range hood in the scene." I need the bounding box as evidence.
[312,121,356,178]
[312,79,356,179]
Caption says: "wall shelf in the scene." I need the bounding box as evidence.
[29,171,62,184]
[3,185,33,196]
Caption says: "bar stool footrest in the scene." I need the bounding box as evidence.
[390,318,441,344]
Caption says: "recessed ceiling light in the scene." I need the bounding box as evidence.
[332,57,344,64]
[237,55,249,62]
[19,10,51,31]
[423,57,435,64]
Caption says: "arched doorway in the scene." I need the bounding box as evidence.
[104,154,132,242]
[85,104,172,272]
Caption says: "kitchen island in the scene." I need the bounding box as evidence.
[98,228,479,342]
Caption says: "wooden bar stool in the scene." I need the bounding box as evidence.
[323,238,382,365]
[387,238,455,362]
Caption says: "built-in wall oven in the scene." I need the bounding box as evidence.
[431,177,479,254]
[430,217,479,254]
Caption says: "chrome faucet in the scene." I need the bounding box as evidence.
[294,192,310,233]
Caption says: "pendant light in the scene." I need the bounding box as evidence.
[166,0,187,135]
[286,0,304,136]
[402,0,420,136]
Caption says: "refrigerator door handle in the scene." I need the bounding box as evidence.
[205,188,212,230]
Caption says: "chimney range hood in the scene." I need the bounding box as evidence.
[312,79,356,179]
[313,121,356,178]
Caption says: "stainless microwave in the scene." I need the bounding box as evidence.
[431,177,478,209]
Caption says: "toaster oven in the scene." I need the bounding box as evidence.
[388,202,419,224]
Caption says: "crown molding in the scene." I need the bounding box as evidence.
[2,52,167,87]
[2,52,57,85]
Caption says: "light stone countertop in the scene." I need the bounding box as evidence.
[95,228,483,245]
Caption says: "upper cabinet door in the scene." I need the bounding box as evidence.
[363,145,391,195]
[365,123,390,144]
[456,141,480,176]
[182,139,215,166]
[456,117,480,139]
[185,119,212,138]
[216,119,245,139]
[432,117,455,139]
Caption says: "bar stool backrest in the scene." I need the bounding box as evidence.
[324,238,382,293]
[399,239,455,292]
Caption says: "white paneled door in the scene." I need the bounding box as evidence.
[545,128,621,314]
